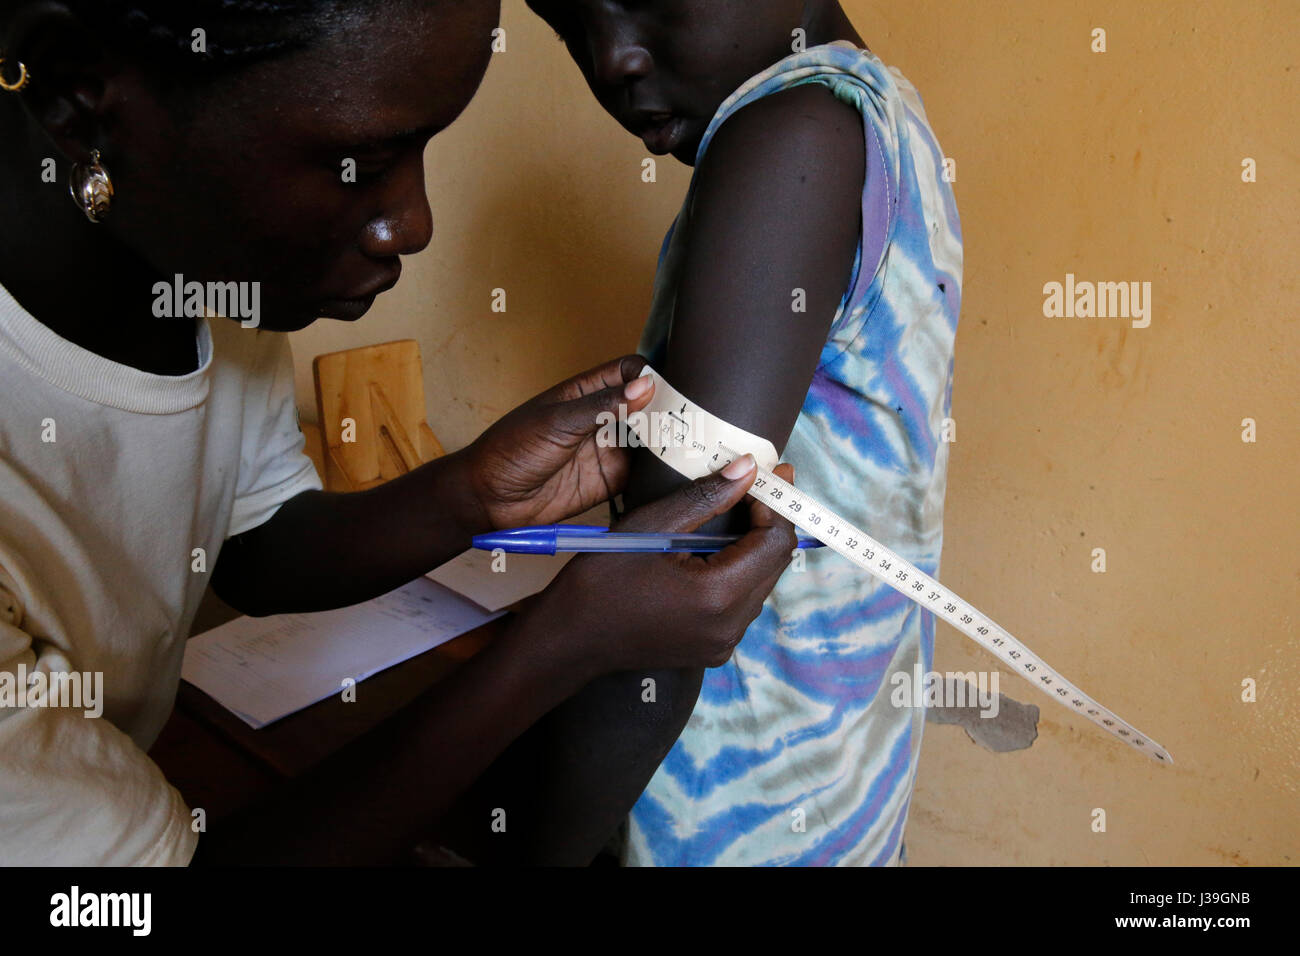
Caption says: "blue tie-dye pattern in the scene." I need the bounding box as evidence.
[652,584,926,802]
[639,775,847,867]
[698,657,750,705]
[625,42,961,867]
[784,727,916,866]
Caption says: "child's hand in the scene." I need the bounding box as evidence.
[463,355,654,530]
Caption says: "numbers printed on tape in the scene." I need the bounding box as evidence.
[629,366,1172,765]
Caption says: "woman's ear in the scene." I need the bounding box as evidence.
[5,2,120,165]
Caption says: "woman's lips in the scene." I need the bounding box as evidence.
[316,269,400,321]
[640,115,687,155]
[316,296,376,321]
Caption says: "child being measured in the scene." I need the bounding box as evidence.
[530,1,962,865]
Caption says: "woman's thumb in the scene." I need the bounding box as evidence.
[550,372,655,446]
[616,455,757,534]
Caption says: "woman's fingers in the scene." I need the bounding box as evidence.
[522,356,655,450]
[746,462,794,529]
[550,459,807,673]
[613,455,758,535]
[536,354,650,406]
[701,460,798,588]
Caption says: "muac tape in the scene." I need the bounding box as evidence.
[626,366,1172,764]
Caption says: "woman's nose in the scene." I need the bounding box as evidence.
[361,159,434,258]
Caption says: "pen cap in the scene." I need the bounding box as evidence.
[470,525,610,556]
[472,532,555,555]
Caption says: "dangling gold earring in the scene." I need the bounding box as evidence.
[0,56,30,92]
[69,149,114,223]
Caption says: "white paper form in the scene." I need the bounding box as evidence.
[426,550,575,613]
[425,503,612,612]
[182,577,504,728]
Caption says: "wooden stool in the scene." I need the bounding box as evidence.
[309,339,445,492]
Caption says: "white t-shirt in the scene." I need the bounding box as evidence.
[0,282,323,865]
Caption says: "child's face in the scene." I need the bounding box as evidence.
[528,0,805,166]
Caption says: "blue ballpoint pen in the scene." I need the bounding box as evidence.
[472,524,825,556]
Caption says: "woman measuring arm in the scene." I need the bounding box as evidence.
[0,0,795,865]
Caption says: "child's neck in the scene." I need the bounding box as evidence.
[803,1,867,52]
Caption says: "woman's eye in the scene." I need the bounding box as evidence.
[341,154,395,181]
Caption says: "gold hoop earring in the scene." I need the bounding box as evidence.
[69,149,114,223]
[0,57,30,92]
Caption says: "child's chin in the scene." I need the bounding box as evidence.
[671,136,703,167]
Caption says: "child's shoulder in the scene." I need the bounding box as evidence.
[697,41,897,178]
[708,42,898,128]
[702,80,863,171]
[686,80,864,275]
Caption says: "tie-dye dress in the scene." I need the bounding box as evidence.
[626,41,963,866]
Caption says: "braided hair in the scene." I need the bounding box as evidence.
[5,1,381,76]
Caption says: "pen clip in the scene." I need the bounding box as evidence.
[491,524,607,539]
[552,525,610,537]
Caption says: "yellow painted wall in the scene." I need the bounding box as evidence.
[288,0,1299,865]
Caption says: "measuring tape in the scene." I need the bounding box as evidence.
[627,366,1172,765]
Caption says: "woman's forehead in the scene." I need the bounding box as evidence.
[190,2,498,146]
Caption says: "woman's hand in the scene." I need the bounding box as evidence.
[463,355,653,530]
[523,457,799,680]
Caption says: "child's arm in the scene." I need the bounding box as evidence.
[631,84,867,489]
[489,85,869,863]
